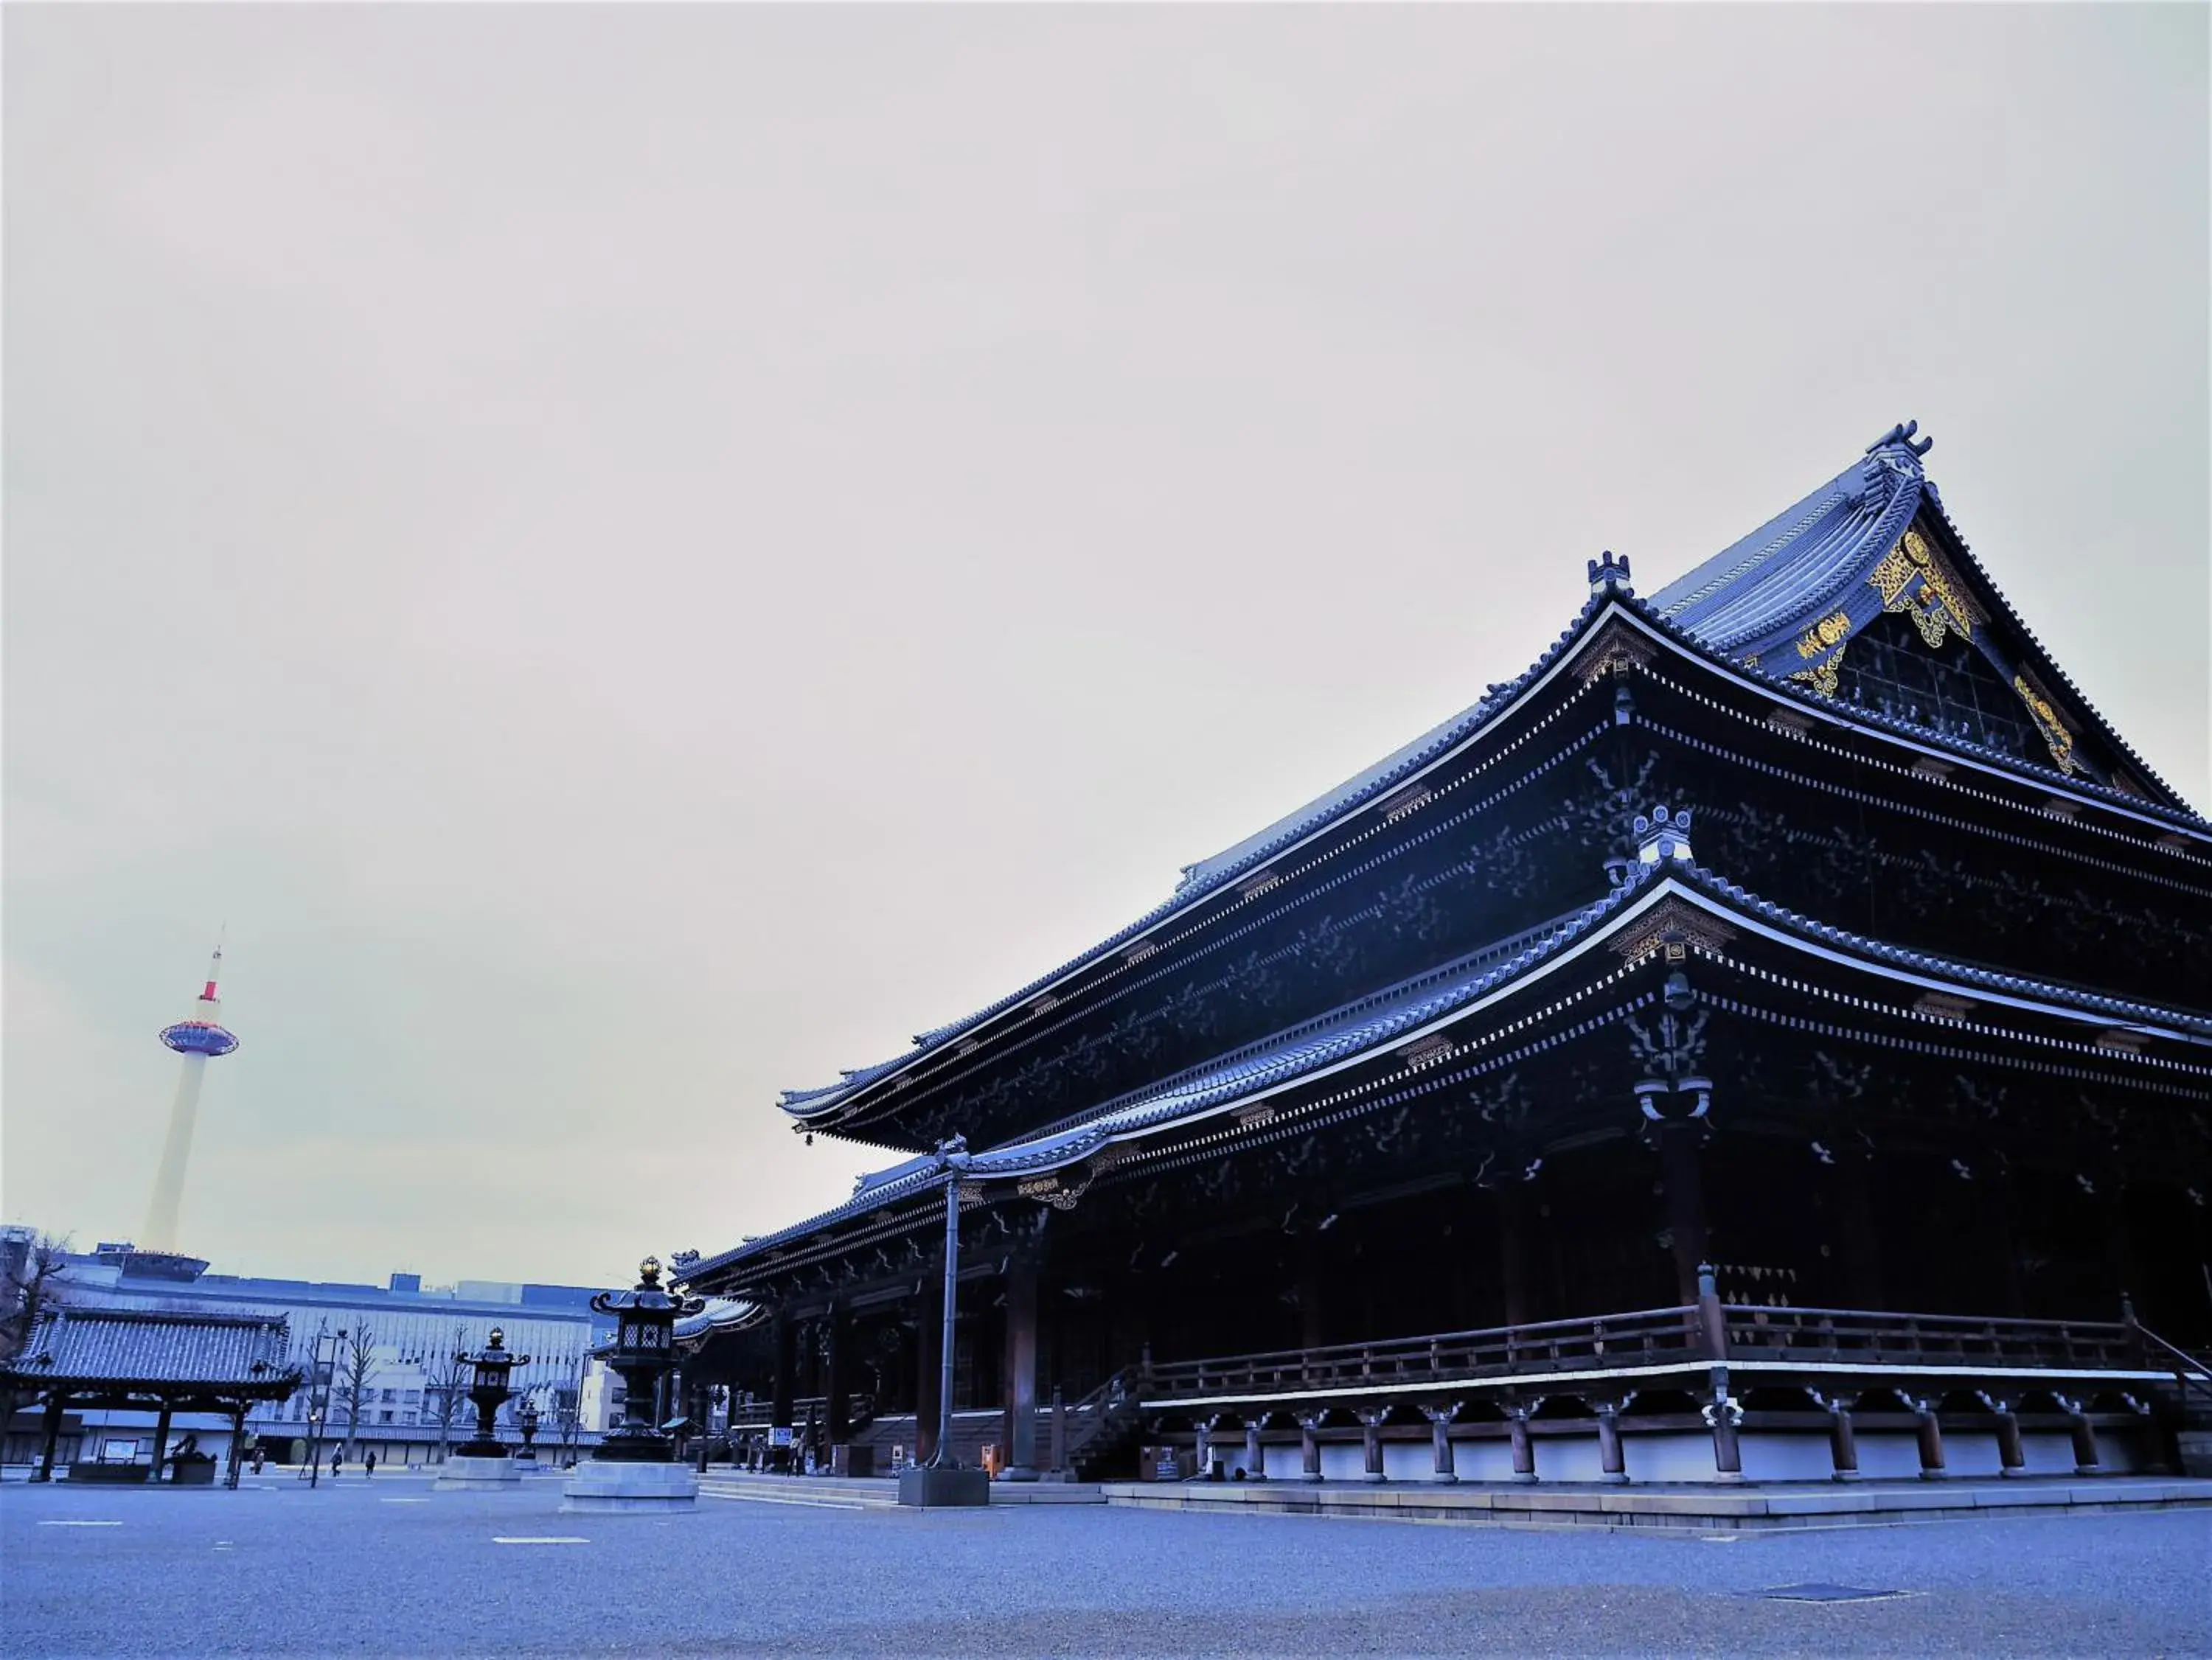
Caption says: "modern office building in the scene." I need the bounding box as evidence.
[3,1243,618,1471]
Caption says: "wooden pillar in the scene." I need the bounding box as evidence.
[1989,1395,2027,1477]
[770,1308,796,1449]
[225,1403,248,1489]
[1705,1367,1743,1482]
[1297,1243,1326,1353]
[1359,1408,1386,1484]
[824,1305,850,1446]
[1423,1404,1458,1483]
[1832,1150,1884,1309]
[1818,1392,1860,1482]
[1298,1412,1323,1482]
[1002,1248,1040,1479]
[1594,1401,1628,1485]
[2059,1395,2101,1474]
[915,1274,944,1467]
[2101,1179,2138,1311]
[152,1402,175,1484]
[1910,1396,1947,1480]
[32,1392,64,1482]
[1497,1183,1532,1331]
[1986,1173,2028,1319]
[1506,1402,1537,1483]
[1658,1125,1710,1308]
[1243,1417,1267,1482]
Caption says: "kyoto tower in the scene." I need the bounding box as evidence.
[140,942,240,1253]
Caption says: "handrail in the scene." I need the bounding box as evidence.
[1142,1302,2164,1403]
[2134,1322,2212,1403]
[1145,1307,1700,1382]
[1144,1306,1703,1398]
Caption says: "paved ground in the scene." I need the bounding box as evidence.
[4,1470,2208,1657]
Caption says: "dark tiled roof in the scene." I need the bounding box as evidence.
[1,1308,299,1393]
[700,855,2212,1286]
[776,427,2206,1128]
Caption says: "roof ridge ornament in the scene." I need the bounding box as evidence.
[1634,805,1694,866]
[1587,550,1633,597]
[1866,419,1933,458]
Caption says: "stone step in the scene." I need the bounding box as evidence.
[1094,1476,2212,1532]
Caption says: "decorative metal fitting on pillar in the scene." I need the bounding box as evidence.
[1632,975,1712,1133]
[588,1258,703,1464]
[453,1328,532,1459]
[1587,550,1634,597]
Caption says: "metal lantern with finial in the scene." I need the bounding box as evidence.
[588,1257,703,1463]
[453,1327,532,1459]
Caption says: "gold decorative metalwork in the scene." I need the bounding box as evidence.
[1794,611,1853,660]
[1610,897,1738,962]
[1788,649,1844,698]
[2013,672,2079,774]
[1867,527,1983,650]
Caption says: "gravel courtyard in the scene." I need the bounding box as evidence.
[4,1472,2207,1658]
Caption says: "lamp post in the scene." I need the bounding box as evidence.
[562,1258,705,1512]
[303,1322,341,1489]
[516,1397,540,1462]
[898,1139,990,1507]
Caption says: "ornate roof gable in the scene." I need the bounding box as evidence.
[1649,422,2188,809]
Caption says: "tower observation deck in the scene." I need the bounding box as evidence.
[140,943,240,1260]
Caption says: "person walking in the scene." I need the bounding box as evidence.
[364,1450,377,1479]
[330,1448,343,1480]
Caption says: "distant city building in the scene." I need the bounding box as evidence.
[3,1244,621,1471]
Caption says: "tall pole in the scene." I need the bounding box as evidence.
[931,1171,959,1468]
[305,1321,330,1488]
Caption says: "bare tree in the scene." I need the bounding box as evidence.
[335,1325,379,1460]
[0,1231,72,1429]
[0,1231,72,1365]
[422,1323,470,1460]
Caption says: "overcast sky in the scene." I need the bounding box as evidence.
[5,5,2205,1289]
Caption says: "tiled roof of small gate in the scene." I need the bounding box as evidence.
[776,428,2207,1123]
[1,1308,298,1390]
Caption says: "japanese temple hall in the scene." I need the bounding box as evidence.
[681,424,2212,1486]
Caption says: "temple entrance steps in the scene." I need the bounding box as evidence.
[698,1474,900,1510]
[695,1471,1107,1507]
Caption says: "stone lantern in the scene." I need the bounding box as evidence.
[562,1257,704,1513]
[435,1326,532,1491]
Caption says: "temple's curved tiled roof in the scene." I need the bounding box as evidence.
[1651,435,1928,655]
[701,857,2212,1285]
[777,590,1616,1120]
[776,426,2206,1125]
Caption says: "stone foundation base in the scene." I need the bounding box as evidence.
[434,1455,521,1491]
[898,1465,991,1507]
[561,1459,699,1513]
